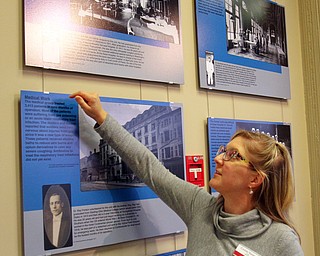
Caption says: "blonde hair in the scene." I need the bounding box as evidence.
[231,129,300,240]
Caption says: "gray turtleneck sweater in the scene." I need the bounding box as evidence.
[95,115,303,256]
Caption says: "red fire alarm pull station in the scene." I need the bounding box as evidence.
[185,155,204,187]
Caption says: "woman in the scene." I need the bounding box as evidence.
[70,91,303,255]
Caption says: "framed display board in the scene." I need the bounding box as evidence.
[195,0,290,99]
[24,0,184,84]
[207,117,291,195]
[20,90,186,256]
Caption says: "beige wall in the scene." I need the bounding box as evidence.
[0,0,315,255]
[298,0,320,255]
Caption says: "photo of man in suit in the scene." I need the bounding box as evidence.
[205,51,215,86]
[43,184,73,250]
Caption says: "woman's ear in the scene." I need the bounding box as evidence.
[250,172,265,189]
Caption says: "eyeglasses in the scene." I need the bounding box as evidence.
[216,145,256,170]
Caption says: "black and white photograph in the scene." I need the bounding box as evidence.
[70,0,180,44]
[226,0,288,66]
[42,184,73,251]
[79,99,185,192]
[205,51,215,86]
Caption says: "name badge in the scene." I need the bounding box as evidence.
[233,244,261,256]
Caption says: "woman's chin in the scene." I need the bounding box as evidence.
[208,179,218,190]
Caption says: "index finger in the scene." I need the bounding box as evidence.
[69,91,89,99]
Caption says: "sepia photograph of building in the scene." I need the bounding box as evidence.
[79,102,184,191]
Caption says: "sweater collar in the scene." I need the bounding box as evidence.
[213,199,272,239]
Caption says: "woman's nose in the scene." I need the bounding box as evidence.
[214,154,224,165]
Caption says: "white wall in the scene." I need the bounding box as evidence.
[0,0,314,255]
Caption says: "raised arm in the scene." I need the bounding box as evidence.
[69,91,210,224]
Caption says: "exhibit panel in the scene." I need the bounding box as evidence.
[195,0,290,99]
[20,90,186,256]
[24,0,184,84]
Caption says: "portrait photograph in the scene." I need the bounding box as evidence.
[42,184,73,250]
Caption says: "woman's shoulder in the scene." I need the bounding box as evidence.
[268,221,302,254]
[266,221,298,242]
[269,221,298,235]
